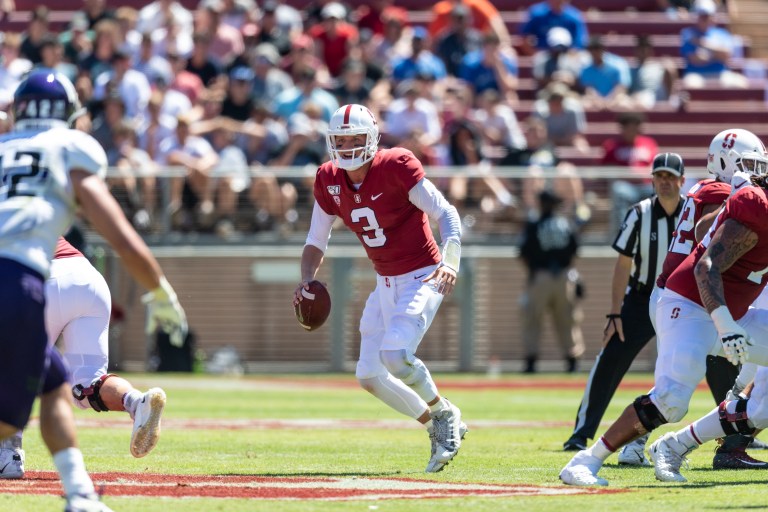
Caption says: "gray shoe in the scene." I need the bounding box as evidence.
[425,401,464,472]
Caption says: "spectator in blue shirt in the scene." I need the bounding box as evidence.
[391,26,447,83]
[578,35,631,110]
[519,0,588,54]
[680,0,747,89]
[458,32,518,101]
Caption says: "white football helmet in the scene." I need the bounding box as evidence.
[707,128,768,182]
[326,104,380,171]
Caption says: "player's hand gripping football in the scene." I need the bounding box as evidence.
[711,306,752,365]
[142,277,188,347]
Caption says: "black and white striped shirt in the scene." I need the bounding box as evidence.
[612,195,684,294]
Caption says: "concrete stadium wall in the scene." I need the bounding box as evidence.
[103,245,656,374]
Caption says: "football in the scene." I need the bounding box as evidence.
[294,280,331,331]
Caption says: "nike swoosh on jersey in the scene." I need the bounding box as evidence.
[0,462,10,474]
[414,274,427,280]
[372,193,383,200]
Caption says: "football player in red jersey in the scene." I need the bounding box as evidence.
[640,130,768,470]
[561,130,768,486]
[293,104,465,473]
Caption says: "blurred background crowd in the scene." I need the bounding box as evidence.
[0,0,760,243]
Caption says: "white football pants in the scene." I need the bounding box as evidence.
[45,256,111,401]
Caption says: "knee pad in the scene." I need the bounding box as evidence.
[380,349,414,380]
[72,374,116,412]
[650,377,695,423]
[719,399,756,436]
[633,395,668,432]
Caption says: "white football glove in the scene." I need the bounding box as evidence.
[142,277,188,347]
[729,170,753,197]
[711,306,752,366]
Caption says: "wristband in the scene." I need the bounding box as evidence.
[441,239,461,273]
[711,305,735,333]
[606,314,621,319]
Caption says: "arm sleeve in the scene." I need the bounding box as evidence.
[408,177,462,244]
[304,201,336,253]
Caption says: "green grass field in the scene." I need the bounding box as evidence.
[3,372,767,511]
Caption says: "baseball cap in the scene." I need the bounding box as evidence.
[321,2,346,20]
[693,0,717,15]
[652,152,685,177]
[230,66,255,82]
[546,27,572,49]
[412,26,428,40]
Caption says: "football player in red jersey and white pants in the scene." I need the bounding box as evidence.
[638,130,768,470]
[0,236,170,479]
[561,146,768,486]
[293,104,465,473]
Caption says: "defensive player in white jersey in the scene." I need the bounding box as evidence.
[0,69,186,511]
[560,133,768,486]
[293,104,465,472]
[0,237,170,480]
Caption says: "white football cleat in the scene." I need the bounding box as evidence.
[618,433,650,466]
[425,401,464,473]
[130,387,166,458]
[426,421,468,473]
[559,450,609,486]
[649,432,690,482]
[64,493,114,512]
[0,447,24,479]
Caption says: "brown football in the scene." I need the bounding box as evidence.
[294,280,331,331]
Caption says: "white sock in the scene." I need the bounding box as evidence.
[122,389,144,418]
[674,425,704,452]
[1,431,22,450]
[424,419,433,430]
[52,448,95,497]
[688,405,732,444]
[586,437,614,461]
[429,398,448,414]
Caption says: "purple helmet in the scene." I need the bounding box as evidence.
[13,68,82,126]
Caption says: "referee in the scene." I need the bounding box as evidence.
[563,153,685,454]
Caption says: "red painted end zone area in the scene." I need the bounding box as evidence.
[3,472,626,500]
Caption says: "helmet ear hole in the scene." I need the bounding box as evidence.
[720,157,727,171]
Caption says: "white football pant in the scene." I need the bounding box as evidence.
[45,256,111,407]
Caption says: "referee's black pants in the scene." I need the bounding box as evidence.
[569,289,654,441]
[569,288,741,441]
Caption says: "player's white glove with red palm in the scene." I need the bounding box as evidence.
[711,306,751,366]
[142,277,188,347]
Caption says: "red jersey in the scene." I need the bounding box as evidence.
[313,148,441,276]
[666,186,768,319]
[54,237,83,259]
[308,23,359,77]
[656,179,729,288]
[600,135,659,182]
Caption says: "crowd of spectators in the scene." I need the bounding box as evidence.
[0,0,744,238]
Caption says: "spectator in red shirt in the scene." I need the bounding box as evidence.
[308,2,359,77]
[600,112,658,171]
[600,112,659,234]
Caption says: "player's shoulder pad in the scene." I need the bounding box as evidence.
[381,146,417,165]
[732,184,765,203]
[59,128,108,179]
